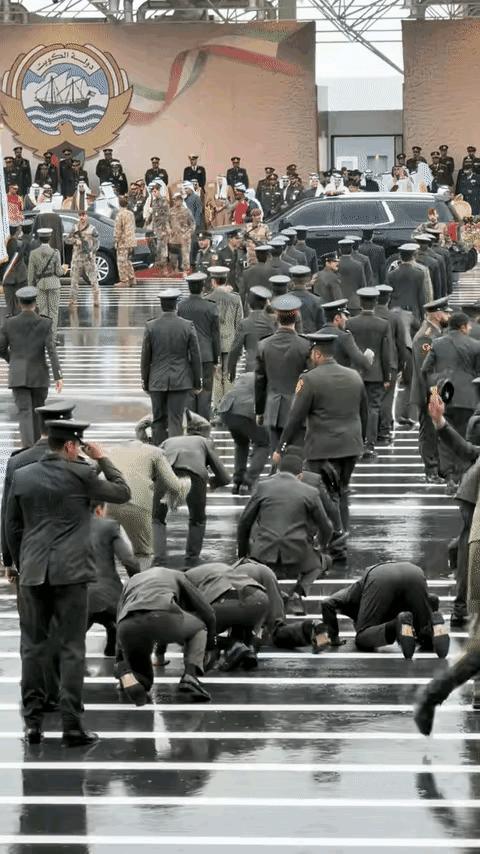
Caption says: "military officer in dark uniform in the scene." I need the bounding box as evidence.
[228,285,275,379]
[387,243,425,332]
[358,231,386,286]
[219,371,270,495]
[145,157,168,188]
[275,331,368,532]
[96,148,116,184]
[410,297,452,482]
[264,239,292,277]
[194,232,218,284]
[280,228,307,265]
[59,147,75,198]
[1,224,28,316]
[183,155,206,190]
[406,145,427,172]
[178,272,220,420]
[255,294,311,451]
[140,288,202,445]
[110,160,128,196]
[414,234,444,299]
[226,156,249,189]
[6,418,131,744]
[12,146,31,197]
[238,453,332,609]
[425,228,453,294]
[0,286,63,447]
[322,562,448,658]
[241,245,273,307]
[439,145,454,175]
[456,159,480,215]
[314,252,343,303]
[321,298,373,372]
[375,284,409,443]
[422,310,480,491]
[4,157,20,194]
[347,287,392,459]
[294,226,318,275]
[337,238,366,314]
[345,234,374,286]
[289,265,325,333]
[217,230,243,292]
[35,152,58,193]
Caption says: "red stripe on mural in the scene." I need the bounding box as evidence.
[164,49,190,107]
[128,108,163,125]
[205,44,304,76]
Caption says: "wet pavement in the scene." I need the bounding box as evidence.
[0,273,478,852]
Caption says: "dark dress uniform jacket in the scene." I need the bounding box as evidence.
[264,257,292,277]
[410,319,442,408]
[358,241,386,286]
[279,360,368,459]
[0,311,62,387]
[161,435,230,487]
[347,312,392,383]
[386,263,425,326]
[183,165,206,189]
[141,312,202,392]
[313,268,343,303]
[177,295,220,364]
[1,437,48,566]
[290,288,325,334]
[219,372,256,420]
[2,237,27,286]
[353,250,374,286]
[321,321,371,372]
[237,471,332,564]
[6,453,131,585]
[117,566,215,636]
[88,516,140,615]
[228,311,276,376]
[241,263,273,304]
[422,330,480,411]
[338,255,366,311]
[297,242,318,275]
[186,562,265,603]
[416,249,443,300]
[255,328,311,428]
[375,304,408,372]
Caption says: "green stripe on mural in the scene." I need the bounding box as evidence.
[239,27,290,43]
[132,82,165,101]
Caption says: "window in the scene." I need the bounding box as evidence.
[336,201,390,226]
[287,200,337,227]
[386,200,454,224]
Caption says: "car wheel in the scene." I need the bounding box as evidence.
[96,250,116,285]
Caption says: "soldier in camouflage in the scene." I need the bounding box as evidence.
[168,194,195,273]
[144,184,171,273]
[65,211,100,307]
[244,208,271,267]
[114,196,137,287]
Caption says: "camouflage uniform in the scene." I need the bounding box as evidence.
[148,197,171,268]
[168,204,195,272]
[66,221,100,303]
[114,207,137,286]
[206,286,244,410]
[27,244,63,342]
[244,222,272,266]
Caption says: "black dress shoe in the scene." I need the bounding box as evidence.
[396,611,416,659]
[241,644,258,670]
[220,641,250,671]
[432,612,450,659]
[450,613,468,628]
[62,730,99,748]
[25,725,43,744]
[413,688,436,736]
[177,673,211,702]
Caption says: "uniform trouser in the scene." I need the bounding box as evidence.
[378,372,397,438]
[117,605,207,690]
[213,588,269,644]
[439,407,473,481]
[365,381,385,449]
[212,353,231,412]
[452,499,475,620]
[187,362,213,421]
[150,389,189,445]
[168,240,191,272]
[116,247,136,285]
[418,404,440,474]
[354,565,432,650]
[12,386,48,447]
[157,469,207,558]
[420,646,480,707]
[19,580,88,729]
[305,457,357,533]
[107,502,153,560]
[3,282,22,316]
[16,582,60,707]
[36,288,60,342]
[267,557,321,598]
[272,619,315,649]
[153,231,169,266]
[70,257,99,301]
[222,412,270,487]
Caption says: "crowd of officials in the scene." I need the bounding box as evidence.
[1,143,480,745]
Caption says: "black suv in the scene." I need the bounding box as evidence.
[213,192,461,259]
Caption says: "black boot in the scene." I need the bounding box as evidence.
[104,622,117,657]
[186,522,206,560]
[415,650,480,735]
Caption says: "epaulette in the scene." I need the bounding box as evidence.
[9,448,24,459]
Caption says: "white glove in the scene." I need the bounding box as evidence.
[364,348,374,366]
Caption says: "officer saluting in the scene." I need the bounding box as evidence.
[141,288,202,445]
[0,286,63,447]
[321,298,373,373]
[6,418,131,745]
[274,331,368,534]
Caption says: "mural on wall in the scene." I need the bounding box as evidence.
[1,43,132,156]
[0,23,317,181]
